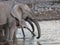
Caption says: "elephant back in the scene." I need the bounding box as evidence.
[0,1,14,25]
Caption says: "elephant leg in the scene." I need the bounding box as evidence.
[4,27,10,41]
[13,31,16,43]
[24,26,35,36]
[27,17,41,39]
[2,24,9,42]
[8,22,17,42]
[25,19,34,32]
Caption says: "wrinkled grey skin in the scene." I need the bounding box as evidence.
[13,3,41,39]
[0,1,34,42]
[0,1,17,42]
[0,1,40,43]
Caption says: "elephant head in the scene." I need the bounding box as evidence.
[11,4,41,39]
[11,4,33,27]
[11,4,23,27]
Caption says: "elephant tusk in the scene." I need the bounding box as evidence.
[25,18,35,32]
[23,26,35,36]
[27,17,41,39]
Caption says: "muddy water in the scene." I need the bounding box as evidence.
[15,20,60,45]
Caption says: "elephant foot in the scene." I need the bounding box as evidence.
[0,37,7,42]
[4,42,10,45]
[4,41,16,45]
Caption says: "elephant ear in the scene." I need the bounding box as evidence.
[24,4,31,12]
[11,4,23,21]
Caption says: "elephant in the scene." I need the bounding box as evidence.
[12,3,41,39]
[0,0,41,38]
[7,0,40,38]
[0,1,36,43]
[0,1,41,44]
[0,1,18,43]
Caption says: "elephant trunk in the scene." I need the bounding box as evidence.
[26,17,41,39]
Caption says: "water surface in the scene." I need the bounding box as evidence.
[16,20,60,45]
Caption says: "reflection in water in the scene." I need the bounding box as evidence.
[16,37,41,45]
[15,21,60,45]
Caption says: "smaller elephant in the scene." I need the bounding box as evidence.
[12,3,41,39]
[0,1,36,43]
[11,3,36,38]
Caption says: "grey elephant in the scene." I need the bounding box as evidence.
[0,1,41,44]
[0,1,36,43]
[11,3,41,39]
[0,1,18,42]
[0,0,41,39]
